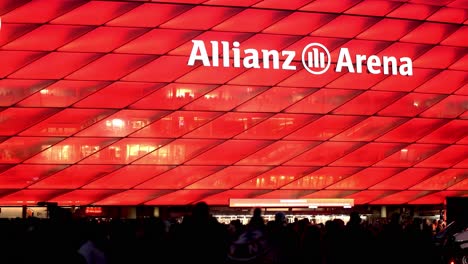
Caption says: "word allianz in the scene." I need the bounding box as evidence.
[187,40,413,76]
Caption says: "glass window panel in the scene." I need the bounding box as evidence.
[286,142,364,166]
[375,144,447,167]
[3,24,92,51]
[400,22,459,44]
[76,110,168,137]
[236,141,320,165]
[347,190,397,204]
[184,112,272,139]
[235,114,320,140]
[419,95,468,118]
[370,190,433,204]
[235,166,318,189]
[185,166,272,189]
[312,15,380,38]
[333,91,405,115]
[326,168,403,190]
[331,143,406,167]
[331,117,408,141]
[427,7,468,23]
[60,27,148,53]
[74,82,165,109]
[415,145,468,168]
[370,168,442,190]
[51,1,138,25]
[80,138,173,164]
[107,3,192,27]
[0,137,64,163]
[376,118,448,143]
[378,93,446,117]
[416,70,467,94]
[161,6,242,30]
[0,108,59,135]
[371,68,439,92]
[184,85,268,111]
[228,63,300,86]
[49,190,120,206]
[130,83,218,110]
[29,165,121,189]
[0,79,54,106]
[115,28,201,54]
[409,169,467,190]
[281,167,363,189]
[0,164,68,188]
[17,80,111,107]
[448,178,468,190]
[286,115,365,140]
[409,191,468,204]
[3,0,83,23]
[83,165,174,189]
[186,140,273,165]
[131,111,222,138]
[10,52,102,79]
[25,137,118,164]
[285,89,361,114]
[256,190,316,199]
[264,12,335,35]
[441,26,468,47]
[300,0,359,13]
[345,0,402,16]
[133,139,222,165]
[357,19,420,41]
[212,9,290,32]
[95,190,172,205]
[135,165,224,189]
[0,190,66,206]
[145,190,222,205]
[0,51,45,78]
[414,46,466,69]
[326,71,389,90]
[254,0,313,10]
[20,109,116,137]
[303,190,358,199]
[123,56,196,82]
[418,120,468,144]
[236,87,314,112]
[67,54,156,81]
[387,3,439,20]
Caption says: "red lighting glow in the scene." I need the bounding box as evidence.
[0,0,466,206]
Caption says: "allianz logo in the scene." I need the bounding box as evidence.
[188,40,413,76]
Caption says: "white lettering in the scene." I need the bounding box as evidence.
[282,50,296,70]
[336,48,354,73]
[262,49,279,69]
[188,40,210,66]
[399,57,413,76]
[244,49,260,68]
[187,40,413,77]
[383,56,397,75]
[367,55,381,74]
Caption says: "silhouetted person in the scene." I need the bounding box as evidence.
[175,202,228,264]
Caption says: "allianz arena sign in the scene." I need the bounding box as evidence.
[188,40,413,76]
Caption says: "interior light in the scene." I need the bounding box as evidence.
[112,119,124,128]
[309,205,318,209]
[413,102,419,107]
[40,89,49,95]
[401,149,408,152]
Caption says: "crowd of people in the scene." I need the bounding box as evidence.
[0,202,448,264]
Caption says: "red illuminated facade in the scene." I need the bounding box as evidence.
[0,0,466,206]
